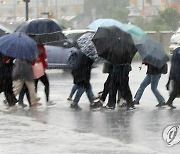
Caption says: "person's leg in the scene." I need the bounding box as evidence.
[3,77,17,106]
[121,76,134,109]
[68,84,78,100]
[13,80,25,97]
[34,78,39,93]
[150,74,165,105]
[85,84,94,104]
[100,73,111,102]
[38,73,49,102]
[106,74,118,109]
[166,81,180,108]
[25,81,40,106]
[73,85,85,105]
[134,75,151,102]
[18,84,28,107]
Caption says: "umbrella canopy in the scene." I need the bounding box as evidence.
[92,26,137,65]
[0,32,38,60]
[88,18,127,32]
[136,39,169,68]
[124,24,148,44]
[77,32,99,61]
[14,18,66,44]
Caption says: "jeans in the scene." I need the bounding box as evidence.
[69,84,78,98]
[134,74,165,104]
[73,84,94,105]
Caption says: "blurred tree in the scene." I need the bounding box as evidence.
[157,8,180,31]
[84,0,130,23]
[134,8,180,31]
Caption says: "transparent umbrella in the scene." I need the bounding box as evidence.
[88,18,127,32]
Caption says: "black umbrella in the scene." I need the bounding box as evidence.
[92,26,137,64]
[14,18,66,44]
[136,38,169,68]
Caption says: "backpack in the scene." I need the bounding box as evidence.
[67,48,79,69]
[161,63,168,74]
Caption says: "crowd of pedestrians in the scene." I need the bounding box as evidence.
[0,42,180,111]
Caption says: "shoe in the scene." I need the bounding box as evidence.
[169,104,176,109]
[127,106,135,110]
[90,101,103,110]
[70,103,81,110]
[165,102,176,109]
[99,99,105,104]
[156,103,165,107]
[133,100,139,105]
[165,103,176,109]
[46,101,56,106]
[35,97,41,103]
[103,105,115,110]
[3,100,8,104]
[67,97,72,101]
[93,95,100,100]
[19,103,27,108]
[119,102,127,107]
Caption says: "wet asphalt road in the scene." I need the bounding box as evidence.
[0,61,180,154]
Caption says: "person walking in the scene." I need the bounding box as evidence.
[18,44,54,106]
[0,53,18,107]
[69,52,102,110]
[13,59,41,107]
[104,63,135,110]
[34,44,52,104]
[133,62,166,107]
[165,47,180,108]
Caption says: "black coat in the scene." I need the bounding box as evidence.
[0,54,14,78]
[72,52,93,88]
[169,47,180,82]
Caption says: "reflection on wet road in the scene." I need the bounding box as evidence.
[0,62,179,154]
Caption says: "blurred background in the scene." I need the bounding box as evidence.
[0,0,179,51]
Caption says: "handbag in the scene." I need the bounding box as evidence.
[32,62,45,79]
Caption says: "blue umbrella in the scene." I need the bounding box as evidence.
[0,32,38,60]
[88,18,127,31]
[136,38,169,68]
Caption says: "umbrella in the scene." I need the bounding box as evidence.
[77,32,99,61]
[136,38,169,68]
[14,18,66,44]
[88,18,127,32]
[124,24,148,44]
[0,32,38,60]
[92,26,137,65]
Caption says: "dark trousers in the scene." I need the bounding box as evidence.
[0,76,17,106]
[35,73,49,102]
[100,73,111,102]
[107,73,133,108]
[167,81,180,105]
